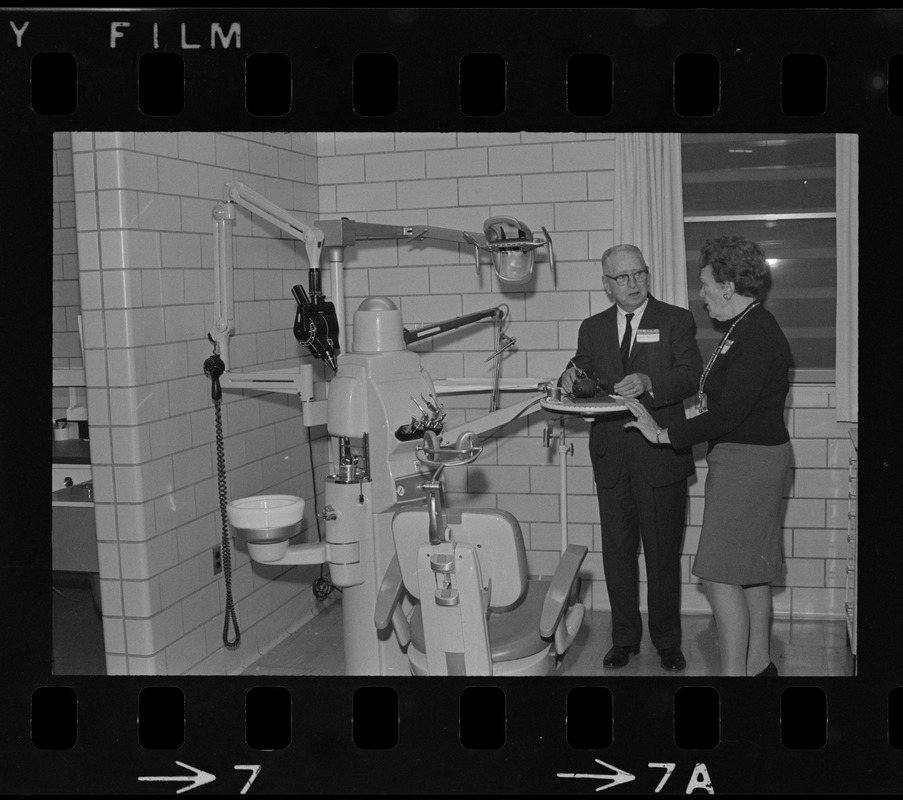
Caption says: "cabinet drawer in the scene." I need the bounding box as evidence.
[52,504,99,572]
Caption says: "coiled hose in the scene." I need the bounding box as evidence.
[204,344,240,648]
[213,396,241,648]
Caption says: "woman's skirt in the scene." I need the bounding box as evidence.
[691,440,792,585]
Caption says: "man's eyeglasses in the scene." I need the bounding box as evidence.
[605,269,649,287]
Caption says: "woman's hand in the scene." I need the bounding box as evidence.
[621,397,660,443]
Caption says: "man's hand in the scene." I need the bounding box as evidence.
[559,366,579,394]
[613,372,652,399]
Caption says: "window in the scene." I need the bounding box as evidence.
[681,133,837,382]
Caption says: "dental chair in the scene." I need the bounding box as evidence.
[375,432,588,676]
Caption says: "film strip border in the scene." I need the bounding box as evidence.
[0,8,902,127]
[17,681,903,793]
[22,49,903,120]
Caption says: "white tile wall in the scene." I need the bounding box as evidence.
[334,131,395,155]
[395,132,457,152]
[427,148,488,178]
[489,144,553,175]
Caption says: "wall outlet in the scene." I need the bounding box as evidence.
[212,545,222,575]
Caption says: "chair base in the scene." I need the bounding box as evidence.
[407,643,554,676]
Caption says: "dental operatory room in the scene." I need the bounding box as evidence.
[51,130,858,678]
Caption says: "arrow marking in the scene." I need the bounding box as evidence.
[557,758,636,792]
[139,761,216,794]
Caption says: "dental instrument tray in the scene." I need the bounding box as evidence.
[540,394,628,415]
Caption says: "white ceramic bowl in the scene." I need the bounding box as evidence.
[227,494,304,530]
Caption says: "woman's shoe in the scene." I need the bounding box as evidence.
[754,661,778,677]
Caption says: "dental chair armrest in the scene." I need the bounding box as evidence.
[374,553,405,630]
[539,544,588,638]
[375,554,412,647]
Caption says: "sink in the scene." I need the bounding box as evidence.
[228,494,304,544]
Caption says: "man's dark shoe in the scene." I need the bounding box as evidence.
[658,647,686,671]
[603,644,640,668]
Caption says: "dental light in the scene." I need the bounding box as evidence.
[463,216,555,285]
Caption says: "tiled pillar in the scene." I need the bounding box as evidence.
[53,132,84,418]
[71,131,327,675]
[72,132,180,674]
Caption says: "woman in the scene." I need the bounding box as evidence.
[621,235,792,677]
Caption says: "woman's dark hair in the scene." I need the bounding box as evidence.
[698,235,772,299]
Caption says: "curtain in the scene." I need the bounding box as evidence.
[835,134,859,423]
[613,133,689,309]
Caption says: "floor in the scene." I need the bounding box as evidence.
[241,598,856,677]
[52,572,106,675]
[49,577,854,678]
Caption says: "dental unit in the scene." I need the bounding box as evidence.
[209,181,588,676]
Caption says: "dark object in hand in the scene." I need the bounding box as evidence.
[572,376,610,398]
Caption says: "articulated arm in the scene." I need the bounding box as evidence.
[224,182,341,370]
[225,181,324,271]
[316,217,553,284]
[317,217,486,250]
[403,306,505,346]
[439,394,547,446]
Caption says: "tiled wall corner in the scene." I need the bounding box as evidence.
[66,132,327,674]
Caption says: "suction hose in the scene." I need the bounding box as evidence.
[203,339,241,648]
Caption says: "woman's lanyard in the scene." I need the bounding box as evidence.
[696,301,760,413]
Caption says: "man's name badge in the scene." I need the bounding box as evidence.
[636,329,660,343]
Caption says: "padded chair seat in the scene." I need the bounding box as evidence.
[409,578,550,663]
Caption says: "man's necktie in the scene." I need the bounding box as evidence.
[620,312,635,371]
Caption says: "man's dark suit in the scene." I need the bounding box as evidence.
[571,294,702,651]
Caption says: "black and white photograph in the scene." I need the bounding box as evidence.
[50,130,859,681]
[6,6,901,796]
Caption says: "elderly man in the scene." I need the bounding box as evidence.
[560,244,702,671]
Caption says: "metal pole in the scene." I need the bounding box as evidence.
[210,202,235,369]
[326,246,346,355]
[558,417,573,555]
